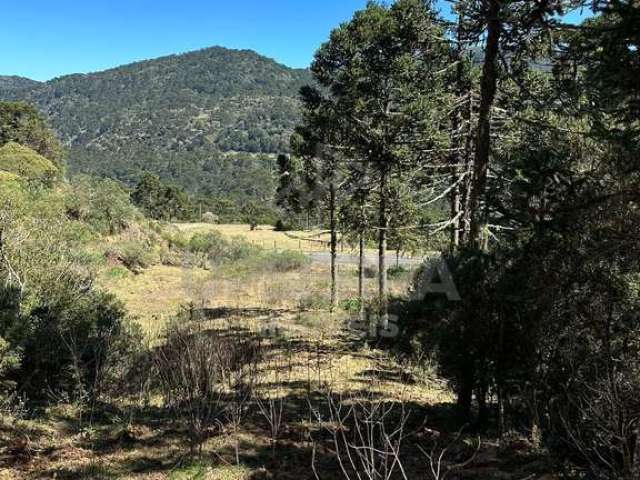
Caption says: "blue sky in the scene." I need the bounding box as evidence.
[1,1,592,82]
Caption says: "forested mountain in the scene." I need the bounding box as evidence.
[0,76,42,94]
[0,47,312,199]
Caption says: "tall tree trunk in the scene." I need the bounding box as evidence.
[378,169,389,330]
[497,313,507,439]
[460,93,475,245]
[358,231,365,323]
[497,386,506,439]
[449,15,465,253]
[457,375,474,425]
[329,180,337,313]
[450,172,461,252]
[468,0,501,249]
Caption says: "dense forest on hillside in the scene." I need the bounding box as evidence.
[0,47,311,201]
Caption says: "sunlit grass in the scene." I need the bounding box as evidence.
[17,222,454,479]
[172,223,333,252]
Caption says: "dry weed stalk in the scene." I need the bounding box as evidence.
[255,348,292,458]
[417,427,480,480]
[310,391,411,480]
[154,320,262,458]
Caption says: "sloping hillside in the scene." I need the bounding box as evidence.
[0,47,312,194]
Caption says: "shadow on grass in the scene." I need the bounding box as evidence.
[9,309,471,479]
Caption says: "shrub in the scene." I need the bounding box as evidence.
[161,230,190,250]
[201,211,219,224]
[363,266,377,278]
[158,244,184,267]
[340,297,362,314]
[188,231,227,258]
[258,250,309,272]
[3,281,137,403]
[0,142,59,185]
[224,237,261,263]
[179,232,308,273]
[298,291,329,311]
[154,321,262,454]
[274,219,292,232]
[106,241,154,272]
[68,175,138,235]
[0,336,20,399]
[0,175,142,404]
[387,265,408,279]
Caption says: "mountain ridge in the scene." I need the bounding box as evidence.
[0,45,312,200]
[3,46,309,84]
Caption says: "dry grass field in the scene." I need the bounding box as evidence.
[172,223,335,253]
[100,255,410,336]
[99,223,414,333]
[3,229,458,479]
[1,321,453,479]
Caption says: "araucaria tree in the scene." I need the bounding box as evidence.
[453,0,574,249]
[303,0,452,327]
[290,85,345,312]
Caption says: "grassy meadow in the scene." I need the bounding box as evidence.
[3,222,470,480]
[99,224,410,332]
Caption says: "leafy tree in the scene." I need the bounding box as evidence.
[452,0,575,248]
[0,142,59,185]
[0,179,137,402]
[68,175,138,234]
[131,172,193,221]
[240,200,277,230]
[275,154,302,216]
[0,101,64,169]
[292,85,346,312]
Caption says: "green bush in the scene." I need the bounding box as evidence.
[363,266,377,278]
[387,265,408,279]
[186,232,262,266]
[340,297,362,314]
[0,170,144,404]
[257,250,310,272]
[274,219,293,231]
[166,230,309,273]
[188,231,227,256]
[161,230,190,250]
[0,142,59,184]
[224,237,261,263]
[67,176,139,235]
[1,277,139,403]
[0,336,20,398]
[106,241,155,272]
